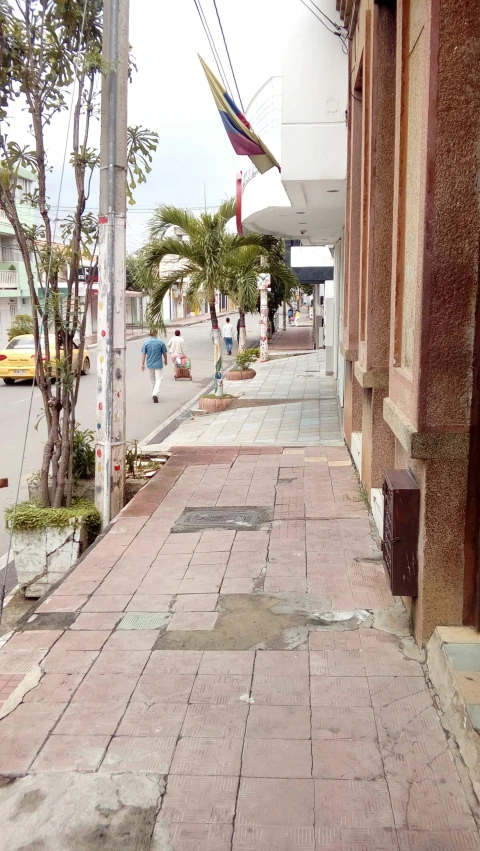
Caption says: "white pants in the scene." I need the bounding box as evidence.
[149,368,163,396]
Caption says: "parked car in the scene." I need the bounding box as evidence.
[0,335,90,385]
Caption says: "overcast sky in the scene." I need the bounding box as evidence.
[9,0,332,263]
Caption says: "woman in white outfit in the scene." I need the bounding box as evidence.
[167,329,187,364]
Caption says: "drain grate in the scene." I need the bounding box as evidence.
[172,506,273,533]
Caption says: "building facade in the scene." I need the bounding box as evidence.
[0,168,36,346]
[342,0,480,642]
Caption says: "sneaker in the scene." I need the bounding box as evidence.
[153,395,158,403]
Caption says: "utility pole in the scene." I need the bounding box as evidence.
[258,272,270,362]
[95,0,129,527]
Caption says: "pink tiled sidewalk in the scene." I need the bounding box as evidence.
[0,445,478,850]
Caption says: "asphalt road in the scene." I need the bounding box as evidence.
[0,312,259,578]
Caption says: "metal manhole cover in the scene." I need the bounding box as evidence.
[172,506,273,533]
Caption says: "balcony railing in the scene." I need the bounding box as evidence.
[0,270,18,289]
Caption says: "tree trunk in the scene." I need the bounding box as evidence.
[209,300,223,398]
[283,300,287,331]
[238,309,247,353]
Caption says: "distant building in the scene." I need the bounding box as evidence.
[0,168,37,345]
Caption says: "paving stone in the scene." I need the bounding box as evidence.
[315,779,395,828]
[312,739,384,780]
[41,650,99,674]
[0,649,48,674]
[151,822,233,851]
[199,652,255,676]
[315,827,399,849]
[246,704,311,739]
[174,594,219,612]
[236,777,314,827]
[53,631,110,652]
[181,704,248,738]
[117,702,187,737]
[117,612,171,630]
[54,702,126,735]
[72,672,140,703]
[189,675,252,705]
[70,612,123,631]
[177,578,223,594]
[232,824,315,851]
[0,734,51,774]
[396,831,480,850]
[23,673,84,704]
[5,631,61,651]
[159,775,239,824]
[83,594,132,612]
[255,651,309,677]
[31,735,109,772]
[167,612,218,631]
[310,651,367,677]
[0,702,65,735]
[145,651,203,675]
[242,738,312,778]
[311,706,377,739]
[368,676,431,708]
[220,578,255,594]
[251,675,310,705]
[104,629,160,650]
[90,650,150,674]
[100,735,177,773]
[388,778,476,831]
[126,594,174,611]
[170,736,243,775]
[36,596,89,613]
[132,673,195,703]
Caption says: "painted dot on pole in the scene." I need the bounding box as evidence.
[98,402,103,410]
[101,330,106,338]
[114,464,120,472]
[97,463,102,472]
[100,356,104,364]
[97,449,102,458]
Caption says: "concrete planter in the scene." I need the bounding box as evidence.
[13,518,89,598]
[228,369,256,381]
[198,396,233,412]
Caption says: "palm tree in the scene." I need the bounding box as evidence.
[142,199,265,396]
[224,239,299,352]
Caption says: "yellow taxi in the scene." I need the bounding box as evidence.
[0,335,90,385]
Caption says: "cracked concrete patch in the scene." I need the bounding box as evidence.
[0,773,165,851]
[153,593,315,651]
[371,600,412,637]
[309,609,372,631]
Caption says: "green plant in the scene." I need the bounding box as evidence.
[5,500,101,543]
[7,314,34,341]
[142,201,271,397]
[126,440,139,477]
[234,348,259,371]
[72,426,95,481]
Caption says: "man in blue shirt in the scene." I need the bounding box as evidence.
[141,330,168,403]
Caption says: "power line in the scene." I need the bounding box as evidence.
[212,0,244,112]
[307,0,346,33]
[192,0,234,99]
[298,0,342,37]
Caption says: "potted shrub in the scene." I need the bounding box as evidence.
[228,348,259,381]
[6,501,100,599]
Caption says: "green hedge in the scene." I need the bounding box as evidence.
[5,500,101,541]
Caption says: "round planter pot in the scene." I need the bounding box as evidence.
[228,369,256,381]
[199,396,233,412]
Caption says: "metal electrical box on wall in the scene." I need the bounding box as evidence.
[382,469,420,596]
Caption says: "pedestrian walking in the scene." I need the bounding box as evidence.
[141,329,168,403]
[167,329,186,364]
[222,316,233,355]
[294,309,300,327]
[288,306,294,325]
